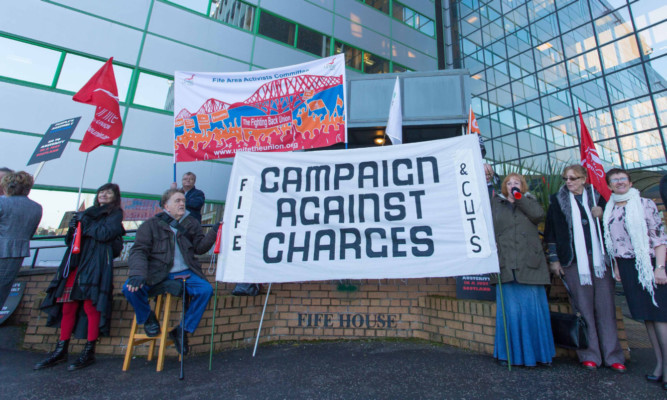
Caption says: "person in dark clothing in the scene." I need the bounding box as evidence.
[171,172,205,222]
[123,188,218,356]
[36,183,125,371]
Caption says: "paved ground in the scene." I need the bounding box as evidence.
[1,323,666,400]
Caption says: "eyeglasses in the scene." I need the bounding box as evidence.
[562,176,582,182]
[610,177,629,184]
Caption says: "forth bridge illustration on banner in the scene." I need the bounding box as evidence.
[174,54,347,162]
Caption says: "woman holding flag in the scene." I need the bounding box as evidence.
[545,165,625,372]
[603,168,667,388]
[36,183,125,371]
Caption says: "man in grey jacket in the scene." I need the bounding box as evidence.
[0,171,42,309]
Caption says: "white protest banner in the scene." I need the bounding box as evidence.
[216,135,498,283]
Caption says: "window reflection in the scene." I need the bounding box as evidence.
[631,1,667,30]
[619,130,665,168]
[593,139,621,168]
[613,97,657,135]
[133,73,173,111]
[0,37,61,86]
[56,54,132,102]
[654,91,667,126]
[297,26,330,58]
[595,7,633,45]
[605,65,649,105]
[334,41,363,70]
[638,21,667,59]
[546,118,577,151]
[557,0,590,33]
[581,109,615,141]
[363,53,389,74]
[571,77,609,111]
[562,23,596,59]
[258,12,295,46]
[166,0,209,14]
[209,0,255,31]
[567,48,602,84]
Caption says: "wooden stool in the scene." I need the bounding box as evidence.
[123,282,183,372]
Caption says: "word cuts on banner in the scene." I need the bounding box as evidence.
[216,135,499,283]
[174,54,347,162]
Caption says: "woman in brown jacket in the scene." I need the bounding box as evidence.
[491,173,554,367]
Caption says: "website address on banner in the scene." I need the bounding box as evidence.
[213,142,298,156]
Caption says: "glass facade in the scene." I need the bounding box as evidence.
[456,0,667,171]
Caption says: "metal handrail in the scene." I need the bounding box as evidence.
[28,224,215,268]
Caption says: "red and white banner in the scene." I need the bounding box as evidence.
[73,58,123,153]
[579,108,611,201]
[174,55,347,162]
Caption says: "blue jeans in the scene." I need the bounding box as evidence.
[122,271,213,333]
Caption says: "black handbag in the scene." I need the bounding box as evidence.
[550,278,589,350]
[232,283,261,296]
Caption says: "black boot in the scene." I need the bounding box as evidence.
[68,341,96,371]
[34,340,69,370]
[169,326,189,356]
[143,311,161,337]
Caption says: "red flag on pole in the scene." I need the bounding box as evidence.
[579,108,611,201]
[467,106,481,135]
[73,58,123,152]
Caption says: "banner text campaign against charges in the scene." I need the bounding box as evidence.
[216,135,499,283]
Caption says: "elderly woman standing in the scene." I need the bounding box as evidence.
[603,168,667,389]
[545,165,625,372]
[0,171,42,309]
[491,173,554,367]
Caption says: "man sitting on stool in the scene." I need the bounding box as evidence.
[123,188,218,355]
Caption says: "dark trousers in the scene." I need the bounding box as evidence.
[0,257,23,309]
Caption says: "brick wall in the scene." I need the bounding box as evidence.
[11,265,629,361]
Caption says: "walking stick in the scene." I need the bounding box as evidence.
[209,222,223,370]
[173,274,190,380]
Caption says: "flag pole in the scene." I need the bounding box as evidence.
[75,153,90,210]
[32,161,46,182]
[252,283,272,357]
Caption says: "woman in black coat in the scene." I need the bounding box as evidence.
[35,183,125,371]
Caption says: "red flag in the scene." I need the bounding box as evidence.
[579,108,611,201]
[73,58,123,152]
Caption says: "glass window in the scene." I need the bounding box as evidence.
[56,54,132,102]
[537,62,567,95]
[166,0,209,13]
[297,26,330,58]
[550,146,579,165]
[489,61,510,86]
[363,53,389,74]
[638,21,667,59]
[567,48,602,85]
[518,126,547,155]
[209,0,255,31]
[542,90,572,122]
[465,28,483,48]
[527,0,555,22]
[0,37,61,86]
[581,108,615,140]
[600,36,641,72]
[365,0,389,14]
[593,138,621,168]
[613,96,658,135]
[462,13,482,35]
[514,99,543,130]
[504,6,528,35]
[557,0,590,33]
[594,7,633,45]
[512,74,539,102]
[562,23,596,59]
[334,41,362,70]
[589,0,617,20]
[508,51,535,78]
[506,28,532,58]
[571,77,609,112]
[619,130,666,168]
[133,72,173,111]
[392,64,408,73]
[482,19,505,44]
[459,0,477,19]
[533,39,563,69]
[392,2,414,24]
[605,64,649,105]
[258,12,295,46]
[465,50,487,74]
[488,84,513,109]
[631,1,667,30]
[489,112,515,136]
[491,135,520,161]
[546,117,577,151]
[532,13,559,41]
[646,56,667,93]
[654,91,667,126]
[418,17,435,37]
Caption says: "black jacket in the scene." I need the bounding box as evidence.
[128,212,216,286]
[185,187,205,223]
[544,185,606,267]
[41,205,125,338]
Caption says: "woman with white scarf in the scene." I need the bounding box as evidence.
[545,165,625,372]
[603,168,667,389]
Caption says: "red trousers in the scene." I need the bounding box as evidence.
[60,300,100,342]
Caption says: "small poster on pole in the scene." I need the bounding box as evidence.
[27,117,81,165]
